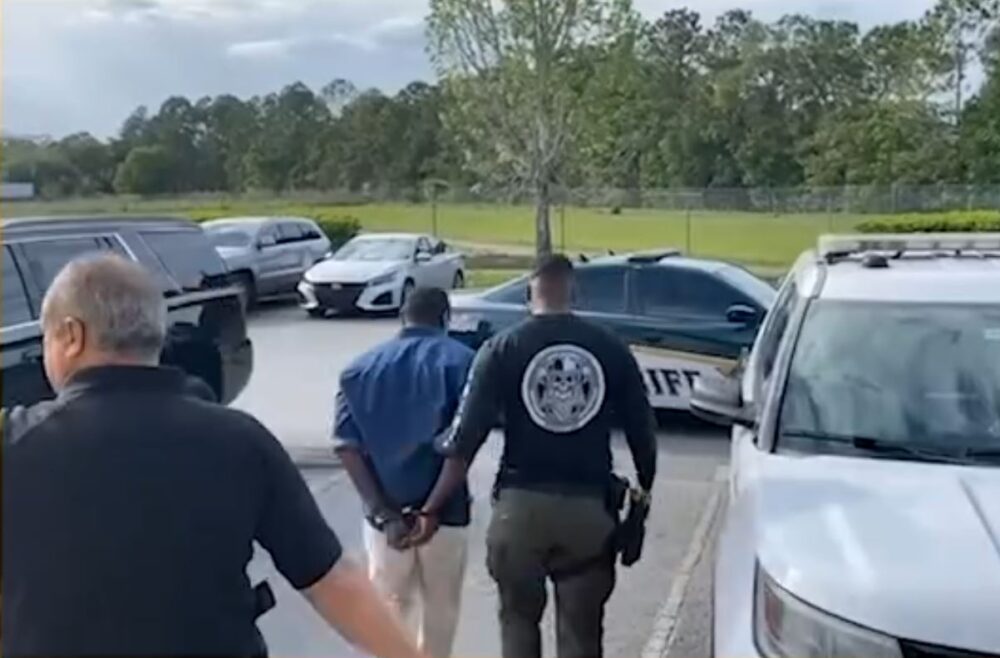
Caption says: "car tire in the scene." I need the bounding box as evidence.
[400,279,415,312]
[234,273,257,313]
[452,270,465,289]
[307,308,327,319]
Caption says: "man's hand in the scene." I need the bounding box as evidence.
[385,517,415,551]
[404,512,440,548]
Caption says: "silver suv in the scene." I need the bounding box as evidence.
[692,233,1000,658]
[203,217,331,308]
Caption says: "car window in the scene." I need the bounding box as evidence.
[140,230,227,291]
[718,265,777,308]
[635,266,741,318]
[574,267,626,314]
[416,237,432,254]
[278,222,305,244]
[19,237,111,301]
[3,246,34,327]
[750,275,799,397]
[258,225,279,247]
[301,222,323,241]
[779,301,1000,454]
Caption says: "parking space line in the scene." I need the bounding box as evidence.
[640,465,727,658]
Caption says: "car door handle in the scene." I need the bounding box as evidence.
[21,345,43,363]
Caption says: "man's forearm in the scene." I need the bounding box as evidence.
[336,446,393,514]
[307,558,426,658]
[421,457,468,515]
[627,416,657,492]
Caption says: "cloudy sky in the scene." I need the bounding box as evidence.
[3,0,937,139]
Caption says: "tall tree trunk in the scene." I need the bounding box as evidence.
[535,179,553,257]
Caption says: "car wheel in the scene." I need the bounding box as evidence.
[400,279,415,311]
[234,273,257,313]
[452,270,465,289]
[307,308,327,319]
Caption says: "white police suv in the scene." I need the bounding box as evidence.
[692,234,1000,658]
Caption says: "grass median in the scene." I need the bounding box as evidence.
[3,197,884,270]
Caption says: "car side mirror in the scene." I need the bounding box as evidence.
[690,371,753,428]
[726,303,758,326]
[415,251,432,263]
[257,236,276,250]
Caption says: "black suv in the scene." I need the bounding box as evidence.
[2,216,253,407]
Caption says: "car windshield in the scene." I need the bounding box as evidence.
[779,301,1000,460]
[204,227,254,248]
[332,238,414,262]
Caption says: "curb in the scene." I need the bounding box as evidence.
[641,466,728,658]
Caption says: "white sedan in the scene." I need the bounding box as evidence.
[298,233,466,317]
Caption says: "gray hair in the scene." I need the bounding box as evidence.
[42,254,167,360]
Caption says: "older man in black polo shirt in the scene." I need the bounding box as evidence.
[1,254,426,658]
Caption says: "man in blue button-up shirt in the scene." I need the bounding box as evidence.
[334,287,475,658]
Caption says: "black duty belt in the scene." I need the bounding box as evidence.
[495,478,608,501]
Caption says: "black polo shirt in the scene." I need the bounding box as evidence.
[1,366,343,657]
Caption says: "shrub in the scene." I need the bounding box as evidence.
[313,216,361,247]
[856,211,1000,233]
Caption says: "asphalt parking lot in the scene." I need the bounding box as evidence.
[233,303,729,657]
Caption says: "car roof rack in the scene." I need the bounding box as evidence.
[818,233,1000,263]
[626,249,681,264]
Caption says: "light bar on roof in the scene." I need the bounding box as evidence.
[818,233,1000,257]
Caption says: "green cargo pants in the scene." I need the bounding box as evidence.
[486,487,617,658]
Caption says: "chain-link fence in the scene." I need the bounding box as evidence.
[442,184,1000,214]
[5,184,998,273]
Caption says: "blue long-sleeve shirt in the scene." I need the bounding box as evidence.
[333,326,475,526]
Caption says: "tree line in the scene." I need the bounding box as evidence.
[3,0,999,204]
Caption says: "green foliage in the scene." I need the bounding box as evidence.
[855,211,1000,232]
[313,216,362,246]
[427,0,638,254]
[114,146,175,195]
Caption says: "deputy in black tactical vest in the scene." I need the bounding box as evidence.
[412,254,658,658]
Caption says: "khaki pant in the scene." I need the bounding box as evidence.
[487,488,617,658]
[363,522,468,658]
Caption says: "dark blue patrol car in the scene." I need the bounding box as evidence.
[448,250,776,411]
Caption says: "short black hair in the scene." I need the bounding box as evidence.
[531,253,574,280]
[402,287,451,327]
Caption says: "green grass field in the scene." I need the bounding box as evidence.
[1,197,877,270]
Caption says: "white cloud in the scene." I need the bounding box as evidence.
[369,14,425,37]
[2,0,945,138]
[226,38,297,59]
